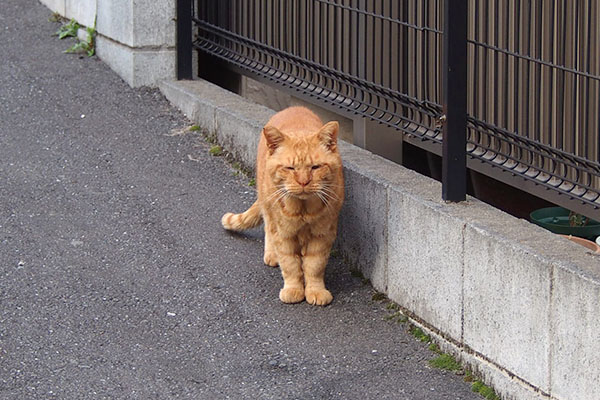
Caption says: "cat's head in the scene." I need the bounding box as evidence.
[263,121,341,200]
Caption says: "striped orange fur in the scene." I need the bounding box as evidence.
[221,201,262,231]
[221,106,344,306]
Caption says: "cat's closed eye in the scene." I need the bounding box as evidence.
[311,165,321,170]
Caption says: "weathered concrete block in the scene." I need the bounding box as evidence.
[97,37,175,87]
[65,0,96,28]
[551,264,600,400]
[131,50,175,87]
[337,141,443,294]
[159,80,218,131]
[214,108,263,169]
[96,0,174,48]
[387,189,465,342]
[96,1,132,46]
[214,104,270,170]
[337,165,388,292]
[131,0,176,47]
[463,222,553,394]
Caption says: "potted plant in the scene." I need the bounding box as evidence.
[530,207,600,241]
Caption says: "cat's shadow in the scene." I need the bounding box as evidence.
[223,227,264,242]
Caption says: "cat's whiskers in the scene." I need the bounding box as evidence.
[314,186,339,213]
[264,187,289,213]
[266,185,287,201]
[319,184,340,202]
[266,185,293,211]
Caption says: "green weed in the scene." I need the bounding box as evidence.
[429,353,462,372]
[209,145,223,156]
[55,18,79,39]
[65,18,96,56]
[428,342,441,354]
[377,301,501,399]
[472,380,500,400]
[409,325,431,343]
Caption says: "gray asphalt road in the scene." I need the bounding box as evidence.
[0,1,483,399]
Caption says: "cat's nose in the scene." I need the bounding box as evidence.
[296,171,311,187]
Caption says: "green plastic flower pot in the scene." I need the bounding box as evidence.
[530,207,600,240]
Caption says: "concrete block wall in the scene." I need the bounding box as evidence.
[39,0,176,87]
[159,78,600,400]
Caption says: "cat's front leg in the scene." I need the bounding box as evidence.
[276,237,305,303]
[302,239,334,306]
[263,220,278,267]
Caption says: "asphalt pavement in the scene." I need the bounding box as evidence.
[0,1,484,399]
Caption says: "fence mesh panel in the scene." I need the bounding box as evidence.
[192,0,600,215]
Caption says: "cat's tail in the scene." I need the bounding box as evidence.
[221,201,262,231]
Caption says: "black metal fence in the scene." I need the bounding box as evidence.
[177,0,600,220]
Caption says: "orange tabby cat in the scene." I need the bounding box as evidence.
[221,106,344,306]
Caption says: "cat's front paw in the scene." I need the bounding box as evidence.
[305,288,333,306]
[279,287,305,304]
[263,252,278,267]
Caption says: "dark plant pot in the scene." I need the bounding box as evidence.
[530,207,600,240]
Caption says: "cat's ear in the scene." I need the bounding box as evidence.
[263,125,285,154]
[318,121,339,152]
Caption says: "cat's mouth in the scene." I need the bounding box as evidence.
[287,186,319,199]
[292,191,313,200]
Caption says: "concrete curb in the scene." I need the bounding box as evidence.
[160,78,600,400]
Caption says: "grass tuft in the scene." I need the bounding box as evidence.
[209,145,223,156]
[472,380,500,400]
[429,353,462,372]
[409,325,431,343]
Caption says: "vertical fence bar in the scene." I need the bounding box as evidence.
[176,0,193,80]
[442,0,467,201]
[353,0,367,148]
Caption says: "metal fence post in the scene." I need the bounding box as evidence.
[442,0,467,201]
[176,0,193,80]
[353,0,367,149]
